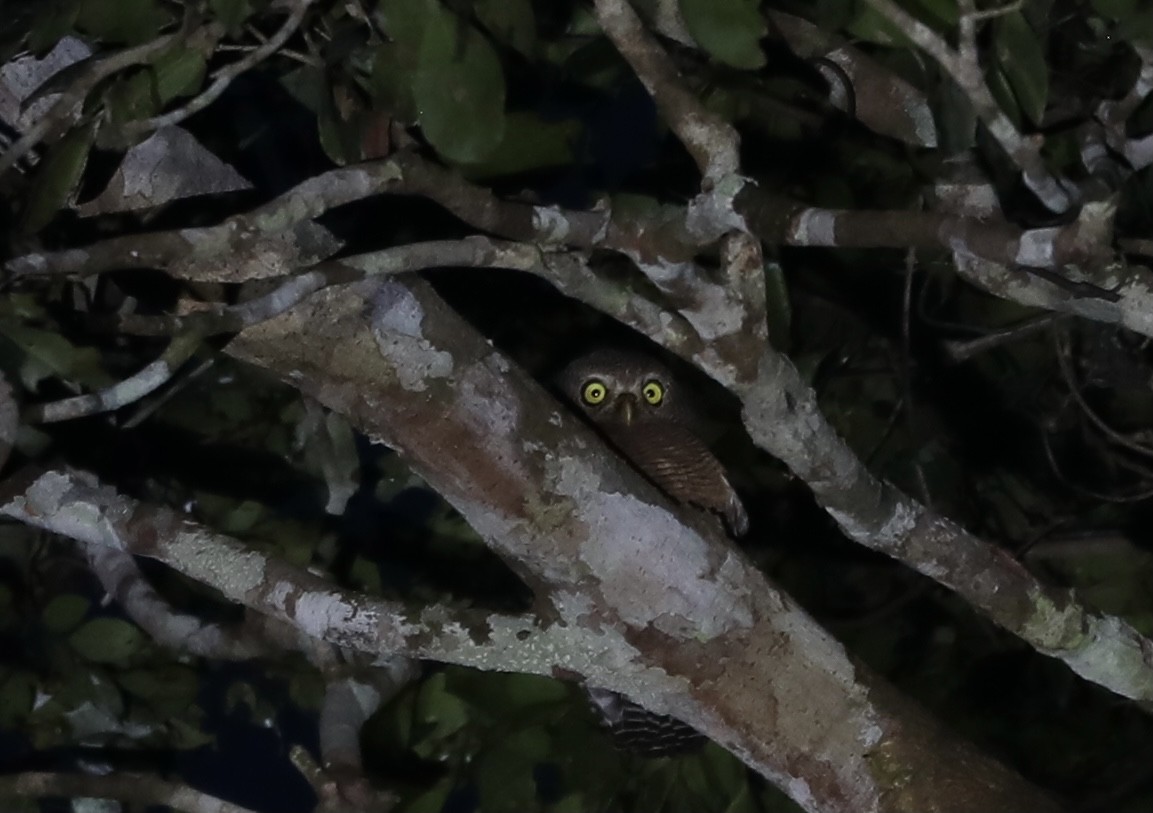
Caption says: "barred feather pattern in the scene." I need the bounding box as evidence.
[605,419,748,536]
[585,688,706,757]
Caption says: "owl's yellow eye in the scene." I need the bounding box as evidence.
[642,380,664,405]
[581,379,608,405]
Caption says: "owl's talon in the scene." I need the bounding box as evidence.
[726,494,750,537]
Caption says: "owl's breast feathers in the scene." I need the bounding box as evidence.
[603,419,749,536]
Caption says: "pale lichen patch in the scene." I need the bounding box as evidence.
[877,500,920,544]
[369,280,453,391]
[532,205,571,243]
[681,283,743,340]
[168,529,265,596]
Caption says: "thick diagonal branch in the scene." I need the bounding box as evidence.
[220,277,1059,813]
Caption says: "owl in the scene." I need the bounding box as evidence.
[558,348,749,755]
[558,348,748,536]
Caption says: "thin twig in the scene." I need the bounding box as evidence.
[943,313,1068,363]
[93,239,556,337]
[591,0,739,183]
[861,0,1074,212]
[1051,328,1153,460]
[1040,428,1153,503]
[26,331,203,423]
[0,34,179,175]
[107,0,318,146]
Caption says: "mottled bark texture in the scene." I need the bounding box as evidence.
[224,278,1062,813]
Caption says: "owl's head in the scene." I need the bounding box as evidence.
[558,348,683,427]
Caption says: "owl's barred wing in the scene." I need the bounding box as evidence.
[585,688,706,756]
[605,420,749,536]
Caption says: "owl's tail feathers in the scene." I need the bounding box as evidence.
[585,688,706,757]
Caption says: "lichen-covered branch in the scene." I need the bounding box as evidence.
[82,542,270,659]
[219,276,1061,813]
[26,331,203,423]
[0,771,262,813]
[861,0,1074,212]
[509,218,1153,707]
[5,147,1126,293]
[97,238,557,336]
[768,11,938,148]
[313,662,414,810]
[0,467,554,671]
[592,0,739,183]
[729,339,1153,705]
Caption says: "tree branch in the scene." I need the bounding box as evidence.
[102,0,317,148]
[218,276,1060,813]
[0,771,263,813]
[591,0,739,183]
[0,467,554,671]
[861,0,1074,212]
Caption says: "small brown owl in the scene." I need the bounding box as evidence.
[558,348,748,536]
[558,347,748,756]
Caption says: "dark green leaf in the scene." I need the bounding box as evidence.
[679,752,711,796]
[679,0,766,69]
[170,717,216,748]
[911,0,959,27]
[368,43,418,121]
[704,740,748,795]
[985,64,1023,128]
[0,670,35,726]
[210,0,255,33]
[69,618,146,664]
[993,11,1049,126]
[1091,0,1138,19]
[105,69,160,126]
[28,1,82,54]
[814,0,856,31]
[20,122,93,234]
[935,77,978,153]
[377,0,428,44]
[551,795,589,813]
[413,671,470,751]
[552,36,628,91]
[1114,8,1153,44]
[217,499,266,534]
[279,64,328,115]
[349,554,384,593]
[404,777,454,813]
[119,666,198,703]
[151,47,206,105]
[763,260,791,352]
[288,669,326,711]
[412,2,507,163]
[844,3,907,45]
[460,112,579,178]
[42,594,90,633]
[77,0,172,45]
[476,742,539,813]
[474,0,536,57]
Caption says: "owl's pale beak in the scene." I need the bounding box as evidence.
[613,393,638,426]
